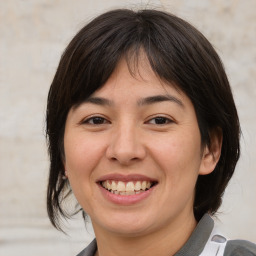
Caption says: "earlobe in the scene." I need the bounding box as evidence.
[63,160,68,179]
[199,128,223,175]
[62,170,68,180]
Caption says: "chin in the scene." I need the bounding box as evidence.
[108,223,152,237]
[93,212,158,237]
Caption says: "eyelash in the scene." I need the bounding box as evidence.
[81,115,173,126]
[146,116,173,125]
[82,116,110,125]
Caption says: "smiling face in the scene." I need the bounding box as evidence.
[63,57,217,238]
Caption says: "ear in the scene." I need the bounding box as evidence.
[199,127,223,175]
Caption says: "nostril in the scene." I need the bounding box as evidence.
[105,134,146,164]
[107,155,141,166]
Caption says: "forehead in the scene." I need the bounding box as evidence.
[89,57,187,106]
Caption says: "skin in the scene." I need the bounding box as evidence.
[64,57,222,256]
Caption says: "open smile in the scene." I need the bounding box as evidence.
[100,180,157,195]
[96,174,158,204]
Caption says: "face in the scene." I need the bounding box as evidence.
[64,58,214,238]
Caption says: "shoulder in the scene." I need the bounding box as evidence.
[224,239,256,256]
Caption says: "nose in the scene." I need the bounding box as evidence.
[106,123,146,165]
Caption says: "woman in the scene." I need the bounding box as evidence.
[46,9,256,256]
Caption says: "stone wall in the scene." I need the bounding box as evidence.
[0,0,255,255]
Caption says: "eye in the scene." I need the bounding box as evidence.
[147,116,173,125]
[82,116,110,125]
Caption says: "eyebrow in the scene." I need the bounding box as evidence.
[80,94,184,108]
[137,95,184,108]
[82,97,113,106]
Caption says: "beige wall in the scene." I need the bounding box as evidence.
[0,0,255,255]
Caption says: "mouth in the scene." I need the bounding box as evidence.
[99,180,158,196]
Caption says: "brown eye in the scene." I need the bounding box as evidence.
[148,117,173,125]
[83,116,109,125]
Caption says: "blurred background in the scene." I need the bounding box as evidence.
[0,0,255,255]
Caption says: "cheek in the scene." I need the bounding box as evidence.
[63,135,106,210]
[64,134,106,186]
[149,129,202,181]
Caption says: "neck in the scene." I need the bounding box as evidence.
[93,213,197,256]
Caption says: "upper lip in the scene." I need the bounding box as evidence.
[96,173,158,183]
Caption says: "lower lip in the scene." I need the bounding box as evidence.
[97,184,156,205]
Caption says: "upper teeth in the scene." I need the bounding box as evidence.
[102,180,152,192]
